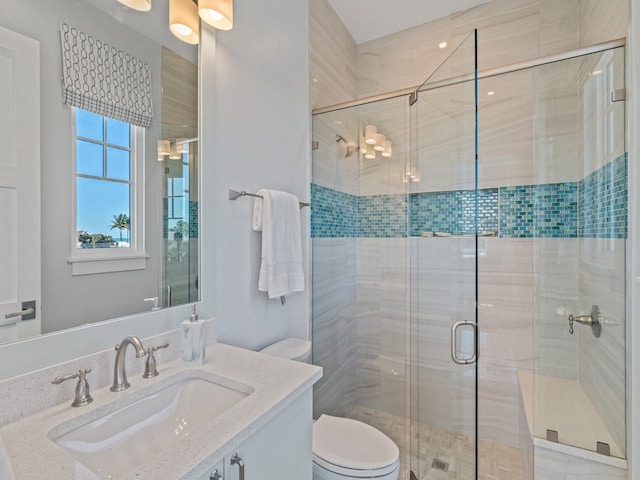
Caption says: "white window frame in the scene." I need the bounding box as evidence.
[68,107,147,275]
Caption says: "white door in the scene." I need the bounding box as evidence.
[0,26,40,343]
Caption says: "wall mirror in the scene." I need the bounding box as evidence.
[0,0,200,347]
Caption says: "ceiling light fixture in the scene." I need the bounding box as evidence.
[362,124,392,159]
[169,0,200,45]
[381,140,392,157]
[169,142,182,160]
[365,125,377,144]
[157,140,170,156]
[118,0,152,12]
[365,144,376,159]
[439,41,447,49]
[199,0,233,30]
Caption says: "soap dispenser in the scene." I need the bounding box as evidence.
[181,304,206,365]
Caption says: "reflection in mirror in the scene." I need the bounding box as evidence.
[160,46,199,309]
[0,0,199,346]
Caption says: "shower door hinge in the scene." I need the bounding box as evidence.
[409,90,418,106]
[597,442,611,456]
[611,88,626,102]
[312,140,319,150]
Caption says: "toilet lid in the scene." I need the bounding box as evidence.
[260,338,311,361]
[313,415,399,471]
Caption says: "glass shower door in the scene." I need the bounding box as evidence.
[409,31,478,480]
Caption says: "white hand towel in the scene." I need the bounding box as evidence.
[256,189,305,299]
[252,195,263,232]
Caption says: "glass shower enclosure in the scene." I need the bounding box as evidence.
[311,31,626,480]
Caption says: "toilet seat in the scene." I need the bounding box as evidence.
[313,454,400,479]
[313,414,399,479]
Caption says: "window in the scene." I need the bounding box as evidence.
[70,108,146,275]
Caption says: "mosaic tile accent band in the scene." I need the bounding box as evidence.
[311,154,628,239]
[410,188,498,236]
[311,183,359,237]
[578,153,628,238]
[359,194,407,237]
[189,200,199,239]
[499,183,577,238]
[162,200,199,239]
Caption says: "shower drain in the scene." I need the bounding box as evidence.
[431,458,450,472]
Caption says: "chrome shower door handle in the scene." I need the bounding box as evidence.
[451,320,477,365]
[230,453,244,480]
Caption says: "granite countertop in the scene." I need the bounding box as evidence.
[0,343,322,479]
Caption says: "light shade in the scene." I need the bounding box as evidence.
[169,142,182,160]
[170,0,200,45]
[118,0,152,11]
[360,138,369,155]
[365,125,377,144]
[365,144,376,159]
[199,0,233,30]
[381,140,392,157]
[374,133,386,151]
[157,140,170,156]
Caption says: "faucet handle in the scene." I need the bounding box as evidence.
[52,368,93,407]
[143,343,169,378]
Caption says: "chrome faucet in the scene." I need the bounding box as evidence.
[110,335,146,392]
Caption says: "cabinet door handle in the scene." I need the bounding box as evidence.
[230,453,244,480]
[209,468,223,480]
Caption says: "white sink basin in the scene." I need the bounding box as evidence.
[49,372,252,478]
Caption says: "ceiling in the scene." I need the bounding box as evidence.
[326,0,490,44]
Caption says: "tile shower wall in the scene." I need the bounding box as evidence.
[312,154,627,240]
[309,0,359,413]
[499,183,577,238]
[410,189,498,236]
[311,154,627,452]
[578,153,628,238]
[356,0,627,100]
[312,238,357,419]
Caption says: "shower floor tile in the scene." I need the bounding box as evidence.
[349,406,525,480]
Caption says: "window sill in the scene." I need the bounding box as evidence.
[68,254,149,276]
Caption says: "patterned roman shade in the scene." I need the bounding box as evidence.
[60,22,153,128]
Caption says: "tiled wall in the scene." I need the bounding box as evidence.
[411,188,498,237]
[312,154,628,240]
[499,183,577,238]
[579,154,628,238]
[308,0,359,416]
[309,0,357,109]
[310,184,359,237]
[312,238,358,419]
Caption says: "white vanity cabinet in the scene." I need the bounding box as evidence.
[200,389,313,480]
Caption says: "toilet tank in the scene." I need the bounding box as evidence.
[260,338,312,363]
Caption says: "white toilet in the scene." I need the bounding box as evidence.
[260,338,400,480]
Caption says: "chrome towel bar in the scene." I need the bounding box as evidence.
[228,189,310,208]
